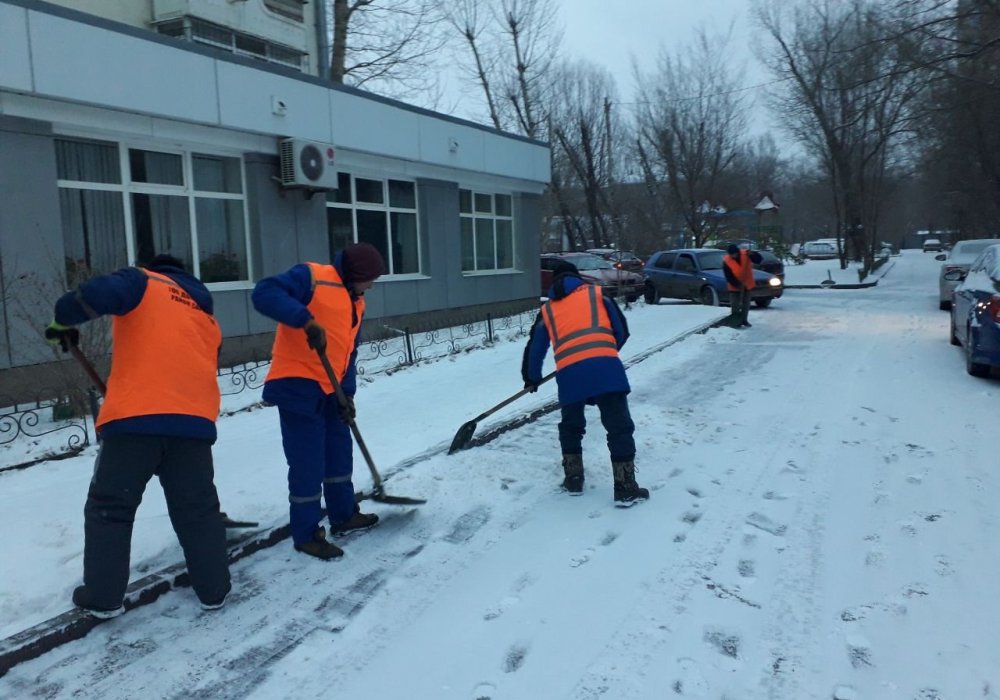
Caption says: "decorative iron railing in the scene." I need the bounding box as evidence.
[0,391,94,472]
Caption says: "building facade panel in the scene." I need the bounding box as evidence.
[330,91,422,163]
[28,9,220,125]
[216,60,333,144]
[0,4,32,92]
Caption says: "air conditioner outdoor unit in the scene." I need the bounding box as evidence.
[278,138,337,189]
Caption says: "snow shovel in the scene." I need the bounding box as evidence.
[448,371,556,455]
[67,344,259,529]
[313,345,426,506]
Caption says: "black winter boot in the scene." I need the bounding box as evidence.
[294,526,344,560]
[561,454,584,494]
[72,585,124,619]
[612,460,649,506]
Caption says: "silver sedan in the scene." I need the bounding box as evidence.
[938,238,1000,310]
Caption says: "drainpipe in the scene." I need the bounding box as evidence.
[315,0,330,79]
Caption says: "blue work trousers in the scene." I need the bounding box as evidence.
[278,399,356,545]
[558,391,636,463]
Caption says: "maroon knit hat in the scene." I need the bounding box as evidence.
[341,243,385,283]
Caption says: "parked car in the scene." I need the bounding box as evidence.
[586,248,645,272]
[802,241,838,259]
[923,238,943,252]
[947,243,1000,377]
[935,238,1000,310]
[642,248,783,307]
[540,252,645,302]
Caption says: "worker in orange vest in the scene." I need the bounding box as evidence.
[45,254,231,618]
[522,261,648,506]
[723,244,763,328]
[252,243,385,560]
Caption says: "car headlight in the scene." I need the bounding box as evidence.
[768,277,782,287]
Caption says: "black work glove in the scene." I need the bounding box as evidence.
[338,395,356,422]
[45,321,80,353]
[304,320,326,352]
[524,380,539,393]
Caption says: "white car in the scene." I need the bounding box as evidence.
[923,238,943,252]
[937,238,1000,309]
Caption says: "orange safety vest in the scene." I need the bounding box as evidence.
[723,250,756,291]
[265,262,364,394]
[541,284,619,371]
[97,269,221,430]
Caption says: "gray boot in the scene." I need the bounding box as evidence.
[562,454,584,494]
[612,460,649,505]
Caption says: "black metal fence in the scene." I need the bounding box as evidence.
[1,307,540,469]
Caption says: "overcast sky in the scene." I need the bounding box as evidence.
[553,0,772,131]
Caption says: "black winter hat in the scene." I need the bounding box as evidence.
[146,253,187,271]
[342,243,386,283]
[552,260,580,278]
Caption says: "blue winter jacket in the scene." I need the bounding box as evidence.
[521,275,631,405]
[53,263,219,442]
[252,253,361,415]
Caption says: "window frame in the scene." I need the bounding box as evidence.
[55,134,253,290]
[324,172,423,279]
[459,189,516,274]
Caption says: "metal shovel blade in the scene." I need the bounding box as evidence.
[356,489,427,506]
[448,420,478,455]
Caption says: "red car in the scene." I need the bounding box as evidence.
[540,252,645,302]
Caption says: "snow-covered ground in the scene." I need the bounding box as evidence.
[3,250,995,699]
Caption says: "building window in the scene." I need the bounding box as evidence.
[155,17,307,72]
[460,189,514,272]
[55,137,251,287]
[325,175,421,276]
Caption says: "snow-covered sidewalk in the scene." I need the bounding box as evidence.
[0,301,726,639]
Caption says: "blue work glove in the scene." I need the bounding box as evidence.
[45,321,80,353]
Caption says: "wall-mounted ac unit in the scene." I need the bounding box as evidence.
[278,139,337,189]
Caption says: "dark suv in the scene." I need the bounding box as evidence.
[541,252,645,302]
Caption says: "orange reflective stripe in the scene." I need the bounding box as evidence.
[266,262,364,394]
[542,285,619,371]
[97,269,221,429]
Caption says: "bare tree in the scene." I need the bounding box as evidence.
[755,0,924,270]
[326,0,448,104]
[634,28,751,247]
[445,0,562,138]
[546,60,626,249]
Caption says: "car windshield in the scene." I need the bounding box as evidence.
[567,254,613,271]
[952,241,999,259]
[697,250,726,270]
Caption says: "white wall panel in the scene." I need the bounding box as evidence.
[330,92,420,160]
[216,61,332,143]
[28,10,219,124]
[0,5,32,92]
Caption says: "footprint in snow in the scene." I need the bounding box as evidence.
[738,559,755,578]
[483,595,521,621]
[503,644,528,673]
[703,628,741,659]
[745,512,787,536]
[570,548,595,568]
[472,681,496,699]
[846,633,873,668]
[671,657,709,694]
